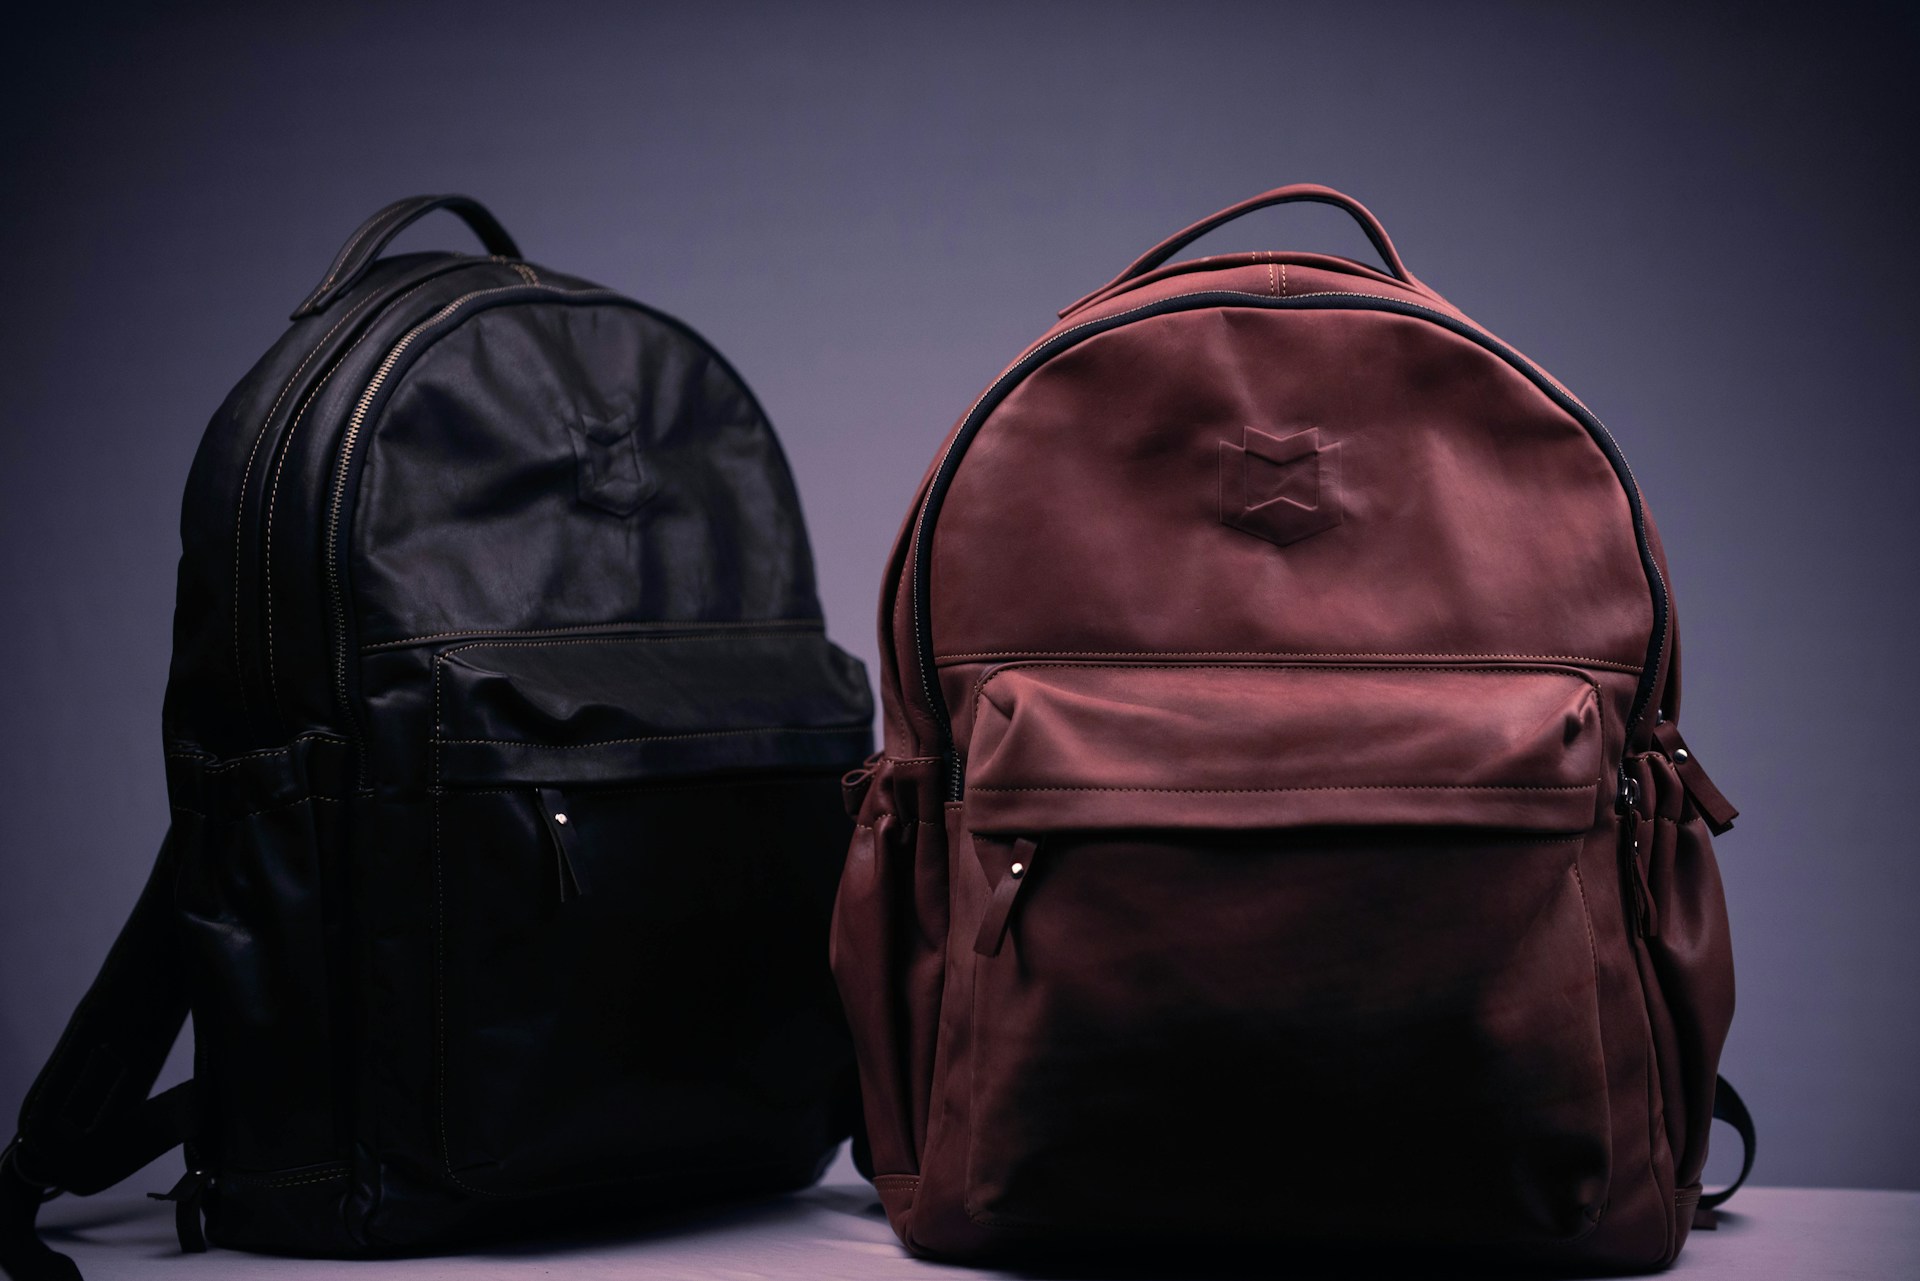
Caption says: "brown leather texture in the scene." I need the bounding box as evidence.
[831,184,1737,1271]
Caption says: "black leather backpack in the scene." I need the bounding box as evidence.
[0,196,873,1280]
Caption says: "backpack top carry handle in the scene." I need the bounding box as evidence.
[288,193,520,320]
[1059,182,1419,319]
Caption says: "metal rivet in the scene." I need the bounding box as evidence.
[1009,862,1025,878]
[553,813,568,825]
[1674,748,1690,763]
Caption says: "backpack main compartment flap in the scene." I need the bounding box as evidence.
[963,662,1603,834]
[432,627,873,786]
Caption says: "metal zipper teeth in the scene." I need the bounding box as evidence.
[908,289,1669,798]
[323,284,563,746]
[239,260,484,729]
[320,281,787,764]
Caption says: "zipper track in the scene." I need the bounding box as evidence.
[317,282,780,764]
[323,285,569,750]
[908,290,1670,798]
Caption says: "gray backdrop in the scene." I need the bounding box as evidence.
[3,1,1915,1193]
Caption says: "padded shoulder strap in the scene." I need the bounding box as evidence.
[1,833,197,1281]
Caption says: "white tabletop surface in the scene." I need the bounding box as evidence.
[33,1147,1920,1279]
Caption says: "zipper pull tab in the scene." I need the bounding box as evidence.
[536,788,583,903]
[147,1167,210,1253]
[1615,768,1641,815]
[1617,768,1658,938]
[974,837,1038,957]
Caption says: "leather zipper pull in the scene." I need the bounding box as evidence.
[1617,772,1658,938]
[147,1167,209,1253]
[536,788,583,903]
[1653,722,1738,835]
[1612,772,1658,941]
[974,837,1038,957]
[1628,815,1659,939]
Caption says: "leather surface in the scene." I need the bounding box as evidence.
[143,202,873,1257]
[963,662,1602,831]
[832,185,1736,1271]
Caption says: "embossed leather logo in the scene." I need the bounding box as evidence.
[566,410,655,517]
[1218,425,1342,547]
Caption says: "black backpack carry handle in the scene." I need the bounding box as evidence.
[289,194,520,321]
[1060,183,1417,319]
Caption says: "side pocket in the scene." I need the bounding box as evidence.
[1636,751,1736,1190]
[169,734,354,1178]
[829,756,948,1225]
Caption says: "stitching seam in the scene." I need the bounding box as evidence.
[434,724,869,749]
[164,733,348,771]
[234,287,388,717]
[935,650,1641,672]
[435,631,832,661]
[972,661,1600,734]
[969,782,1594,794]
[263,278,442,715]
[316,198,411,294]
[170,795,343,820]
[362,618,822,651]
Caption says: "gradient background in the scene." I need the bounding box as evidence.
[3,1,1915,1195]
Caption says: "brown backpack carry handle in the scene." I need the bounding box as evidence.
[1062,183,1414,318]
[290,195,521,321]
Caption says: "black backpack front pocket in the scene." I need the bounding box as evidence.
[429,628,871,1197]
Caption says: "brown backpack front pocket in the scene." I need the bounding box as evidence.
[956,662,1614,1246]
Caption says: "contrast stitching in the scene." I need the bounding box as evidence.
[264,278,442,714]
[433,724,869,749]
[365,618,824,652]
[316,198,411,294]
[1569,859,1601,976]
[936,650,1641,673]
[510,262,538,285]
[443,776,841,800]
[437,632,833,661]
[164,733,348,771]
[257,1169,349,1189]
[969,782,1594,794]
[234,287,387,716]
[169,795,343,820]
[1280,261,1289,296]
[972,661,1601,730]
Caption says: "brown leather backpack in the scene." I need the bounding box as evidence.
[832,184,1752,1271]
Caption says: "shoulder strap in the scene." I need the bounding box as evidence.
[1698,1074,1757,1215]
[1,832,198,1281]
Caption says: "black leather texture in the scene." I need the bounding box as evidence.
[9,196,872,1270]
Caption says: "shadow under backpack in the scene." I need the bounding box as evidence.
[0,196,873,1281]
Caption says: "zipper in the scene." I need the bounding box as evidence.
[322,284,568,755]
[315,283,778,767]
[1616,767,1659,938]
[235,257,480,733]
[908,290,1670,799]
[535,786,583,903]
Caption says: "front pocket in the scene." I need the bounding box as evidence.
[430,629,871,1196]
[958,663,1613,1245]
